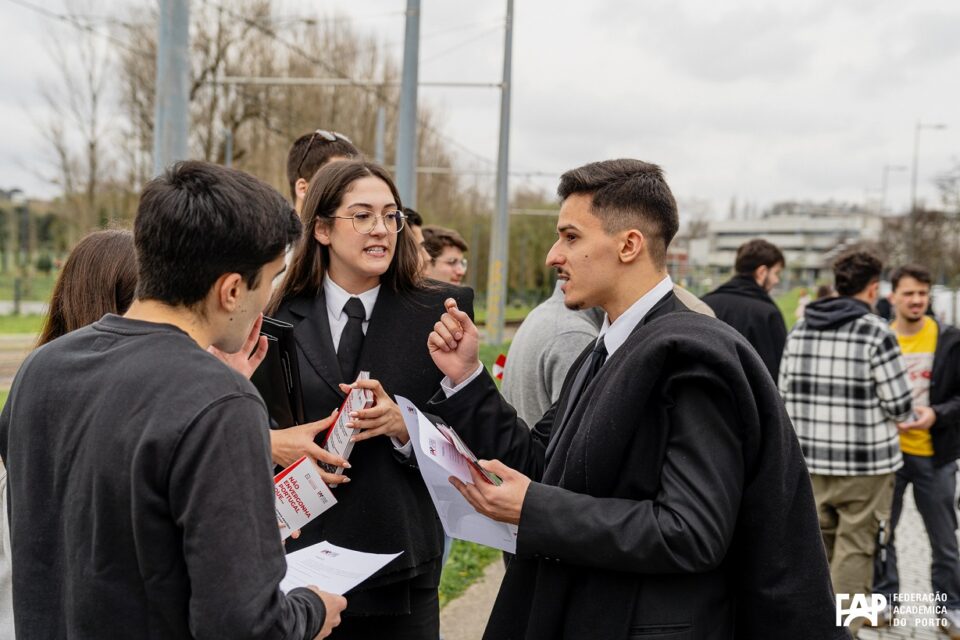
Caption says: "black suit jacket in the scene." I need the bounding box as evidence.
[274,282,473,615]
[428,292,843,640]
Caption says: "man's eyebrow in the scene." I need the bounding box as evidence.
[557,224,580,233]
[345,202,398,210]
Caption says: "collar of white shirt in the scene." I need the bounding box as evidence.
[597,275,673,357]
[323,277,380,323]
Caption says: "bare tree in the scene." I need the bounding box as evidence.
[36,1,117,241]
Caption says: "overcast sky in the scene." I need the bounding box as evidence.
[1,0,958,218]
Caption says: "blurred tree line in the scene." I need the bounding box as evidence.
[20,0,561,304]
[878,159,960,287]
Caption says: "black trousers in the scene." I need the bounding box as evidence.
[329,586,440,640]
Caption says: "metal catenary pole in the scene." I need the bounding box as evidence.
[485,0,514,345]
[395,0,421,208]
[152,0,190,176]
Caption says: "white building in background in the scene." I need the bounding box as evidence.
[688,202,884,284]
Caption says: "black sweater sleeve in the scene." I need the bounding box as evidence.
[166,394,326,640]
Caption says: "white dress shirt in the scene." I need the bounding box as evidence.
[442,274,674,397]
[322,277,410,454]
[323,277,380,349]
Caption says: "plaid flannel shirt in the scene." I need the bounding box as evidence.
[779,311,912,475]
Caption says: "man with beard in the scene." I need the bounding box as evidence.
[871,264,960,636]
[702,239,787,380]
[424,159,843,640]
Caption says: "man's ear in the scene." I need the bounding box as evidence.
[214,272,244,313]
[619,229,645,264]
[314,220,332,246]
[754,265,769,287]
[295,178,310,203]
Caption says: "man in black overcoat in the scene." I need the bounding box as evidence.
[701,238,788,381]
[425,159,846,640]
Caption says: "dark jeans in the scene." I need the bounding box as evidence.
[874,454,960,609]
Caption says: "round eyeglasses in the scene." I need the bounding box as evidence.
[330,211,406,234]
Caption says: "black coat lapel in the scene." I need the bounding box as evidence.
[289,291,344,396]
[545,344,594,462]
[546,291,685,464]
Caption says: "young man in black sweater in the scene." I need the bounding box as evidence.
[0,161,345,639]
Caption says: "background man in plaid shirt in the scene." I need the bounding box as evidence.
[779,249,913,635]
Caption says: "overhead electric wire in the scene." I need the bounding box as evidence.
[5,0,151,59]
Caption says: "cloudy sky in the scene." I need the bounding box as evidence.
[1,0,958,218]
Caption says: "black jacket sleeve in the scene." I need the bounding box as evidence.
[166,394,326,640]
[515,379,744,573]
[427,370,554,480]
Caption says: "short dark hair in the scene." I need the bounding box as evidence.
[135,161,301,307]
[557,159,678,268]
[286,130,360,200]
[833,250,883,297]
[891,264,933,290]
[38,229,137,347]
[404,207,423,227]
[421,225,468,259]
[735,239,784,274]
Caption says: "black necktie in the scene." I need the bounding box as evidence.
[337,297,366,383]
[567,336,608,414]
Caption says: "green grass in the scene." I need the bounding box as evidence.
[475,305,531,325]
[0,274,56,302]
[775,287,805,330]
[438,539,503,608]
[0,314,45,334]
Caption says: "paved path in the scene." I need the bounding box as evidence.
[440,559,505,640]
[860,482,955,639]
[0,334,37,390]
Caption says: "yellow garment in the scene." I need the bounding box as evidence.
[896,317,937,456]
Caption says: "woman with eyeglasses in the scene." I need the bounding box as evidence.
[268,160,473,639]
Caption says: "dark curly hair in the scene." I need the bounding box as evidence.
[833,250,882,296]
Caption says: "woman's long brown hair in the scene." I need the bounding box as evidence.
[37,229,137,347]
[268,160,423,314]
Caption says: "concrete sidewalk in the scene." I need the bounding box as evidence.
[440,560,504,640]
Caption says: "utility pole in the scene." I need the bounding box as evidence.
[910,121,948,259]
[153,0,190,176]
[880,164,907,216]
[395,0,420,208]
[375,106,386,165]
[485,0,514,345]
[223,128,234,168]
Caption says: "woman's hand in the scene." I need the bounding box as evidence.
[338,380,409,445]
[269,410,352,486]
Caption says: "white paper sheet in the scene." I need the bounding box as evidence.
[280,541,402,595]
[396,396,519,553]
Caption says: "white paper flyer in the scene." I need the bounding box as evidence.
[274,456,337,540]
[396,396,518,553]
[281,541,402,595]
[320,371,374,475]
